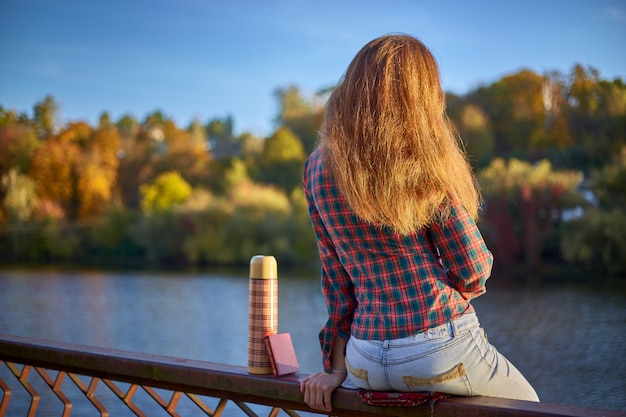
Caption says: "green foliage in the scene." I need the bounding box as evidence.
[455,103,495,168]
[561,148,626,281]
[589,148,626,209]
[88,206,142,265]
[129,210,188,266]
[140,171,192,214]
[256,126,306,193]
[180,183,317,266]
[274,85,325,154]
[33,95,59,137]
[41,219,83,260]
[206,116,234,148]
[561,208,626,280]
[286,187,318,263]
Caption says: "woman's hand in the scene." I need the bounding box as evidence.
[299,370,347,412]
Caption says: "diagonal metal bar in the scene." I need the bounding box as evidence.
[67,373,109,416]
[234,400,262,417]
[0,362,12,417]
[186,392,217,415]
[142,386,181,417]
[35,367,72,417]
[268,407,281,417]
[101,379,146,417]
[6,363,39,417]
[213,397,230,417]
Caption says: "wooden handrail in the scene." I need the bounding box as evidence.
[0,334,623,417]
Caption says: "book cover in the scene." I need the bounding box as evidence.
[264,332,300,377]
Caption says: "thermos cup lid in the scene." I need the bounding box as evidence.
[249,255,277,279]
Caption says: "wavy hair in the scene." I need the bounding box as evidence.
[320,34,480,235]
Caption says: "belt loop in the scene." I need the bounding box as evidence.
[450,317,459,338]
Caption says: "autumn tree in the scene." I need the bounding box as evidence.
[447,94,495,168]
[115,114,154,209]
[566,65,626,170]
[29,123,87,218]
[139,171,192,214]
[76,115,122,218]
[541,71,573,149]
[480,158,583,283]
[155,119,211,185]
[274,85,325,154]
[1,170,39,222]
[0,111,42,218]
[256,126,306,193]
[468,70,549,158]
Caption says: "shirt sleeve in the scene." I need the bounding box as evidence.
[303,178,356,372]
[429,201,493,301]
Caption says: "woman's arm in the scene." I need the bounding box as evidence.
[300,336,347,412]
[430,202,493,300]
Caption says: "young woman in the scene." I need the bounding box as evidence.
[299,34,539,412]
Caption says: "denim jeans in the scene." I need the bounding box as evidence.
[345,312,539,402]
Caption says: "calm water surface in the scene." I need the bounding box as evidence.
[1,269,625,415]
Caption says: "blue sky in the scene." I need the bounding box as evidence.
[1,0,625,136]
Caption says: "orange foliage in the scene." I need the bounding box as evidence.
[77,126,122,218]
[56,121,92,144]
[30,139,80,214]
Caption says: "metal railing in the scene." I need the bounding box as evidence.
[1,333,623,417]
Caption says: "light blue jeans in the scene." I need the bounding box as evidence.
[345,312,539,402]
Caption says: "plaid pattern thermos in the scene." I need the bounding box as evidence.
[247,255,278,374]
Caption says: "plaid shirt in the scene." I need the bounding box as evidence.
[303,147,493,371]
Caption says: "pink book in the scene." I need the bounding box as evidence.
[264,333,300,377]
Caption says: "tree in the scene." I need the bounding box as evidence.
[256,126,306,193]
[1,170,39,222]
[205,116,234,149]
[458,104,495,168]
[116,115,153,209]
[157,120,211,186]
[0,116,42,214]
[566,65,626,171]
[274,85,325,154]
[32,95,60,138]
[561,147,626,282]
[76,123,122,218]
[29,135,81,218]
[188,119,208,145]
[480,158,583,283]
[139,171,192,214]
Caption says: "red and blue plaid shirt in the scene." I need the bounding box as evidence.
[303,147,493,371]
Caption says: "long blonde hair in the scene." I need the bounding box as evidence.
[320,34,480,235]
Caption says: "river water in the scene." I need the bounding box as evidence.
[0,268,625,415]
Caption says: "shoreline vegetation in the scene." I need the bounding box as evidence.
[1,64,624,288]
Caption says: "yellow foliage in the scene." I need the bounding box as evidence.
[30,139,80,207]
[77,160,114,218]
[140,171,192,214]
[461,104,489,130]
[56,121,92,144]
[229,181,291,216]
[480,158,583,197]
[76,126,122,218]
